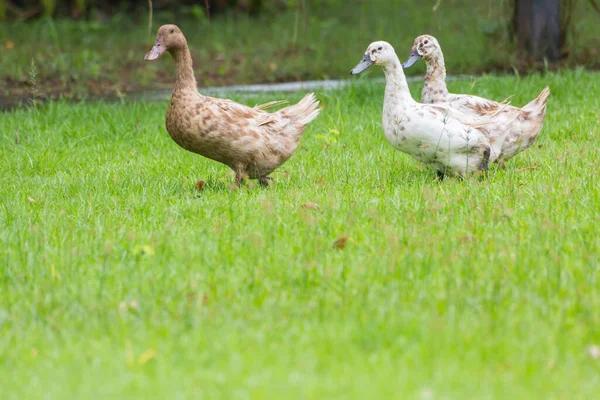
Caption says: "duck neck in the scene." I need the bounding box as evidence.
[382,57,414,105]
[424,52,449,97]
[170,45,197,91]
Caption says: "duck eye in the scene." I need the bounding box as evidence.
[424,40,429,44]
[170,29,175,33]
[378,46,382,51]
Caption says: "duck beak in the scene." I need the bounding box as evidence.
[350,54,374,75]
[401,49,422,69]
[144,41,166,61]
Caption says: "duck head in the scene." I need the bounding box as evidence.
[144,24,187,61]
[350,41,398,74]
[402,35,441,68]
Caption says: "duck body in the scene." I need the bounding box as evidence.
[351,42,508,177]
[381,98,492,176]
[165,87,319,181]
[145,24,320,185]
[403,35,550,165]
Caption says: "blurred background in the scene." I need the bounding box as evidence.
[0,0,598,102]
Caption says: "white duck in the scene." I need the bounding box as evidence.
[402,35,550,166]
[350,41,515,178]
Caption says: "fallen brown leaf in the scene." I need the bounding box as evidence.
[301,202,320,210]
[5,40,14,50]
[460,235,473,243]
[332,236,349,250]
[195,180,206,191]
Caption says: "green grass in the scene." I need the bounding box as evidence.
[1,70,600,398]
[2,0,600,101]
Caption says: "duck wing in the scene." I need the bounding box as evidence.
[425,103,518,163]
[212,98,279,128]
[253,100,289,111]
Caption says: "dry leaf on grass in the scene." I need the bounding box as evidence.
[516,165,540,172]
[137,348,157,365]
[332,236,349,250]
[301,202,320,210]
[195,180,206,191]
[460,235,473,244]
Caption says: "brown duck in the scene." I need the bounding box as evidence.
[145,24,321,186]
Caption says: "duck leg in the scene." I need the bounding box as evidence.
[477,146,491,180]
[235,172,244,187]
[479,146,491,172]
[258,177,272,187]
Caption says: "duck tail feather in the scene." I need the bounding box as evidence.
[286,92,321,126]
[523,87,550,116]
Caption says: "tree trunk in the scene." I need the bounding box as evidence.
[516,0,561,61]
[248,0,263,16]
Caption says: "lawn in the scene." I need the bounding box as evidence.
[2,0,600,102]
[1,69,600,398]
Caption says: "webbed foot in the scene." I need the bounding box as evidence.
[258,177,272,187]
